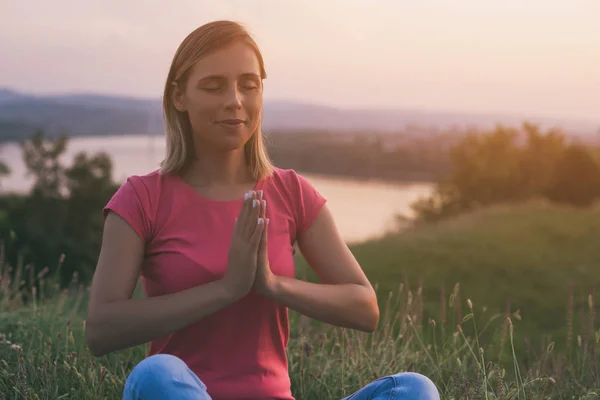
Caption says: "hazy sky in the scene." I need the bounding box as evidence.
[1,0,599,122]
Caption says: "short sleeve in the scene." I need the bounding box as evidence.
[293,172,327,235]
[103,176,153,243]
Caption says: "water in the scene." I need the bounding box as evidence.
[0,135,434,244]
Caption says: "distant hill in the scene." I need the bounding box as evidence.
[0,87,597,142]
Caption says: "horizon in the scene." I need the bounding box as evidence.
[3,85,598,129]
[1,1,599,123]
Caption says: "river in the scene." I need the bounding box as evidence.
[0,134,434,244]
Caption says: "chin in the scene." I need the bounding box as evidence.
[215,136,248,152]
[197,124,254,152]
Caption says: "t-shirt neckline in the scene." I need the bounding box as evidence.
[170,172,265,205]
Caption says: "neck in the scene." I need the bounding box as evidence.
[183,146,253,187]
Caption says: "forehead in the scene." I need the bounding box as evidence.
[189,41,261,79]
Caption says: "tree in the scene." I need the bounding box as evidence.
[447,124,523,210]
[20,129,68,198]
[0,159,9,188]
[61,152,119,283]
[2,130,119,287]
[545,145,600,207]
[409,122,595,222]
[0,143,10,189]
[65,151,117,198]
[517,123,566,198]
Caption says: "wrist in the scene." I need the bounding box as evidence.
[219,276,250,301]
[262,275,283,300]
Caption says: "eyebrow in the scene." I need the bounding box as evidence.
[198,73,261,81]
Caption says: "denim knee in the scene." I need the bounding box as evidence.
[390,372,440,400]
[123,354,208,399]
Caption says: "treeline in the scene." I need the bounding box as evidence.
[412,122,600,222]
[266,130,457,182]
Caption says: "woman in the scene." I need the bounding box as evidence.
[85,20,440,400]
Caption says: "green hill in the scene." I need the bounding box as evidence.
[297,201,600,347]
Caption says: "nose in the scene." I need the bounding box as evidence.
[223,84,243,110]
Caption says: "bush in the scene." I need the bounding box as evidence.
[413,123,600,222]
[545,144,600,207]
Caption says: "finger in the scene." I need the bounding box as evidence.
[238,191,249,225]
[248,194,261,237]
[241,190,255,236]
[265,218,269,244]
[259,201,268,244]
[250,217,265,247]
[258,190,265,228]
[258,217,269,255]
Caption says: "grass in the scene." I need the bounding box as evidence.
[298,200,600,351]
[1,201,600,399]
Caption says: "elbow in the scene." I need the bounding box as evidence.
[86,334,108,358]
[357,291,380,332]
[364,304,380,332]
[88,345,105,358]
[85,329,103,357]
[87,343,106,358]
[85,318,108,357]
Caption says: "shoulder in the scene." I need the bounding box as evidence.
[266,167,313,192]
[103,169,168,241]
[265,167,327,236]
[116,168,175,201]
[123,169,165,192]
[263,167,320,203]
[108,169,164,210]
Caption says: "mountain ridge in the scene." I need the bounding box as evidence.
[0,87,597,142]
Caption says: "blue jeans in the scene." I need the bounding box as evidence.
[123,354,440,400]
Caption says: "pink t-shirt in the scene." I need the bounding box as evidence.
[103,167,326,399]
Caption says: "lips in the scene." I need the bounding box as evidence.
[217,119,246,126]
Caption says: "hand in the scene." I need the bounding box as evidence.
[255,195,277,296]
[222,190,265,298]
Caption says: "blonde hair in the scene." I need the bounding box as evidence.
[159,20,274,180]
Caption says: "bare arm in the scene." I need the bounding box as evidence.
[268,277,377,332]
[85,212,242,356]
[263,205,379,332]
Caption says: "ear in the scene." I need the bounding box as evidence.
[171,81,187,112]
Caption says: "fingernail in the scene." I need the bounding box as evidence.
[258,217,263,225]
[258,190,263,199]
[244,192,250,200]
[262,200,266,208]
[266,218,270,224]
[253,199,258,208]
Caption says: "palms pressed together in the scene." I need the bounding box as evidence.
[255,191,275,296]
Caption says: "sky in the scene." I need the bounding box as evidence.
[1,0,599,123]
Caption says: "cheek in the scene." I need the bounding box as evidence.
[244,92,263,123]
[186,95,217,123]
